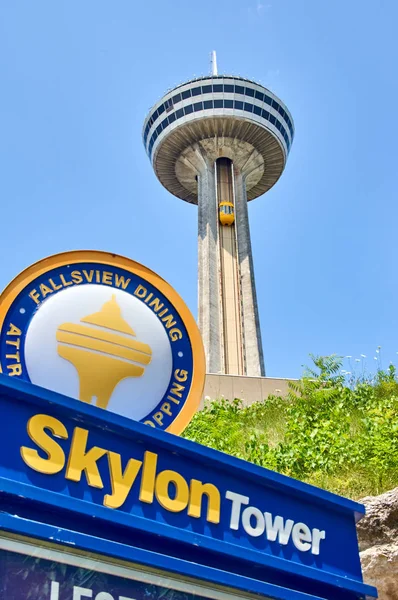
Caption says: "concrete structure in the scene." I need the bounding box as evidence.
[143,64,294,376]
[202,374,294,408]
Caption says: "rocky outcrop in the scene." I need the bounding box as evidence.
[358,487,398,599]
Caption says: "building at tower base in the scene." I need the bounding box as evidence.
[202,373,294,406]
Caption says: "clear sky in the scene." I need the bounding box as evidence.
[0,1,397,379]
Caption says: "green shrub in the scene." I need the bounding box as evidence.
[183,355,398,499]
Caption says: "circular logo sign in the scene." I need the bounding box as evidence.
[0,251,205,434]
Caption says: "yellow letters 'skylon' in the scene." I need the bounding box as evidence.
[188,480,221,524]
[65,427,106,489]
[104,452,142,509]
[155,470,189,513]
[21,414,68,475]
[139,451,158,504]
[20,414,221,523]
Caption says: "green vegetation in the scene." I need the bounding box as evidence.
[183,355,398,499]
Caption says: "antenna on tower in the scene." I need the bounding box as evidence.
[211,51,218,76]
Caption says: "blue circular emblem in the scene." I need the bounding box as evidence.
[0,251,205,434]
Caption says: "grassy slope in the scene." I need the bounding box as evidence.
[183,356,398,500]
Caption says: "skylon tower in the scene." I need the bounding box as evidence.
[143,54,294,377]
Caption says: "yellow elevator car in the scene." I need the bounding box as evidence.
[219,201,235,226]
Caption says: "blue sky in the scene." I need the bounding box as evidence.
[0,1,397,379]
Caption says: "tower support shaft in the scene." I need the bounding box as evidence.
[198,154,265,377]
[197,154,222,374]
[234,171,265,376]
[217,158,244,375]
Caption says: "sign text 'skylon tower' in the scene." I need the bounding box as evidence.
[143,57,294,376]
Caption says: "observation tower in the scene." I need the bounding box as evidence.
[143,54,294,377]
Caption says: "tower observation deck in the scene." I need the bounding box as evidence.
[143,67,294,377]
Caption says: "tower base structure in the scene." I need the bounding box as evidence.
[202,372,294,407]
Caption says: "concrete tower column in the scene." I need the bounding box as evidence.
[234,170,265,376]
[217,158,244,375]
[194,146,265,376]
[196,151,222,374]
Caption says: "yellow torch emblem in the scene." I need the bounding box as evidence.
[56,295,152,409]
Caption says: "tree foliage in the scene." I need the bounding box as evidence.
[183,355,398,498]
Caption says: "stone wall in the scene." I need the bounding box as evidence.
[358,487,398,599]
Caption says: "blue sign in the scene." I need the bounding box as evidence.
[0,537,328,600]
[0,251,206,434]
[0,375,376,600]
[0,546,219,600]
